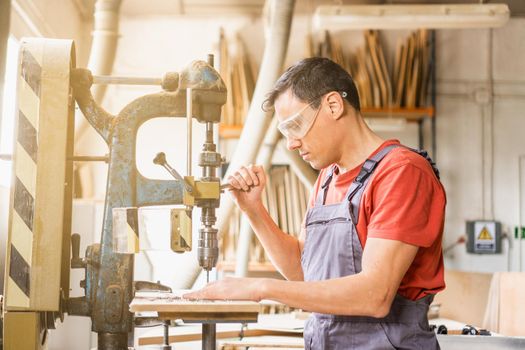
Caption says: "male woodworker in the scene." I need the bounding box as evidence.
[185,57,446,349]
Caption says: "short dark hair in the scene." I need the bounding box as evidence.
[263,57,361,112]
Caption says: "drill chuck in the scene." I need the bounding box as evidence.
[198,226,219,271]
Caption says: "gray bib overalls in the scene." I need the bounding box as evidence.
[301,145,441,349]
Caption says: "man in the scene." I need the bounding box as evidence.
[185,57,446,349]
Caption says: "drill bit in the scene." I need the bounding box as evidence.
[206,270,210,283]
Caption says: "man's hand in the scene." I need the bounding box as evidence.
[183,277,266,301]
[227,164,266,212]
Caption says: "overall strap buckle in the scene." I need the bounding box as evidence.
[348,159,378,201]
[321,165,337,189]
[316,165,337,206]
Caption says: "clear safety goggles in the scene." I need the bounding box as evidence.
[277,101,321,139]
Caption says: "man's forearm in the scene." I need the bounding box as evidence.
[244,202,304,281]
[260,273,391,318]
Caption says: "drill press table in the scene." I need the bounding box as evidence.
[131,291,260,350]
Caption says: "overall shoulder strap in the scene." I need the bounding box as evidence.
[315,165,337,206]
[347,145,399,222]
[406,147,440,180]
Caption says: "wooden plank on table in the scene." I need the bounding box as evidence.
[131,291,260,313]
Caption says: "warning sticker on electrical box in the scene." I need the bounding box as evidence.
[475,222,496,253]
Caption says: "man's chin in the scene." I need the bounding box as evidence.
[308,160,323,171]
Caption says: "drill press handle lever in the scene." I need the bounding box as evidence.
[153,152,194,193]
[154,152,231,191]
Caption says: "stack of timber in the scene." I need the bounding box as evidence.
[317,30,431,109]
[220,165,310,268]
[218,28,257,127]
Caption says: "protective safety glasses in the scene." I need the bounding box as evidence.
[277,101,322,139]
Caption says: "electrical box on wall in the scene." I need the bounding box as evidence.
[466,220,502,254]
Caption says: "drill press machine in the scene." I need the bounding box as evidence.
[2,37,234,350]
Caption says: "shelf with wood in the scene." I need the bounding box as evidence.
[219,106,435,139]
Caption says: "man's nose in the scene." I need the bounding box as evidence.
[286,137,301,151]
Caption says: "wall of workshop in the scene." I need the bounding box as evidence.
[9,0,92,65]
[436,20,525,273]
[77,14,525,294]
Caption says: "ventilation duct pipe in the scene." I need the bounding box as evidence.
[75,0,122,141]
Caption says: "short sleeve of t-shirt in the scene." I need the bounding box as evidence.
[366,160,444,248]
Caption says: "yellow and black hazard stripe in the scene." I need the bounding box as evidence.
[6,44,42,308]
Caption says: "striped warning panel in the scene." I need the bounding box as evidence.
[6,44,43,308]
[112,207,140,254]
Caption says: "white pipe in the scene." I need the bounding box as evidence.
[187,0,296,287]
[75,0,122,141]
[235,118,281,277]
[217,0,295,236]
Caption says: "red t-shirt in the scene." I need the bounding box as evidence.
[308,139,446,300]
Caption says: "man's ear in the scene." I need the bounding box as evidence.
[326,92,345,120]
